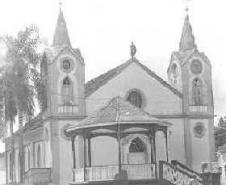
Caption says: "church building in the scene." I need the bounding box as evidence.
[4,6,217,185]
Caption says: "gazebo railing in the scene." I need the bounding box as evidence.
[72,163,156,182]
[122,163,155,180]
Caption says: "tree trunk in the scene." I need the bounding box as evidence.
[18,110,24,183]
[9,120,15,182]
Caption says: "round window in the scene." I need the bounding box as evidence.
[193,122,206,138]
[126,90,143,108]
[190,59,202,74]
[61,58,74,73]
[63,59,71,70]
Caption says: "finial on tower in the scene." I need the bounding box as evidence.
[185,0,191,15]
[130,42,136,58]
[185,7,189,15]
[59,0,62,10]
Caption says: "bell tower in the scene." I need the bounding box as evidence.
[39,6,86,185]
[167,11,215,171]
[42,7,85,117]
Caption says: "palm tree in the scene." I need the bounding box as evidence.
[0,25,44,182]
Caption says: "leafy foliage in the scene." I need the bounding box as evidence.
[218,116,226,128]
[0,25,46,138]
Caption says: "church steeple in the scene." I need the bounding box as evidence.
[52,7,71,47]
[179,13,197,52]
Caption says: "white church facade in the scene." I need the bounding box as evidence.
[4,7,218,185]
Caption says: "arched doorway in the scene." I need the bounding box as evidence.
[128,137,147,164]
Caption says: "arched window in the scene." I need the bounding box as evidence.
[171,64,178,84]
[37,145,41,168]
[129,138,146,153]
[127,90,143,108]
[62,77,73,105]
[171,64,178,75]
[192,78,203,105]
[28,148,30,170]
[9,152,13,181]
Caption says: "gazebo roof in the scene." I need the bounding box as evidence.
[66,96,171,134]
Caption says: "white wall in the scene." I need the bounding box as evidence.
[190,119,211,172]
[56,120,77,185]
[155,130,167,162]
[91,136,118,166]
[163,118,186,164]
[44,122,52,168]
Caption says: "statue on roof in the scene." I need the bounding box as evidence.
[130,42,136,58]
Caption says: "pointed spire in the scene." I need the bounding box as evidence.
[179,10,197,52]
[52,6,71,47]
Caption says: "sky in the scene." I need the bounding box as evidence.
[0,0,226,152]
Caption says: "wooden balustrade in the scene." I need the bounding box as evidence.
[189,105,208,112]
[72,164,156,182]
[122,164,155,180]
[24,168,51,184]
[86,165,118,181]
[73,168,84,183]
[58,104,78,113]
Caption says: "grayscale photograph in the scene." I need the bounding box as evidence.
[0,0,225,185]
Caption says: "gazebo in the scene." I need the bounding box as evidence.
[65,96,171,183]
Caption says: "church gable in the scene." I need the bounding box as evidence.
[86,59,183,115]
[85,59,182,98]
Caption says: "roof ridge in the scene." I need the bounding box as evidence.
[85,59,133,97]
[134,60,183,97]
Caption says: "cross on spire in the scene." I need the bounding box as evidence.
[185,7,189,15]
[184,0,191,15]
[59,0,62,9]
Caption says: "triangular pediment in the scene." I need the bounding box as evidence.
[85,58,182,98]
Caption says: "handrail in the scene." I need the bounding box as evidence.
[171,160,202,181]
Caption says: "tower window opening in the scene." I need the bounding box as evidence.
[63,59,71,70]
[171,64,178,75]
[171,63,178,84]
[9,152,13,181]
[63,77,71,85]
[37,145,41,168]
[192,78,203,105]
[62,77,73,105]
[28,148,30,170]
